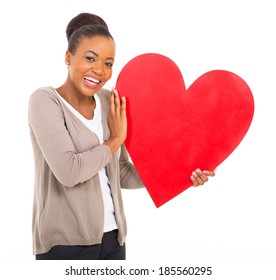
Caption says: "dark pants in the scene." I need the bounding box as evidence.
[36,230,125,260]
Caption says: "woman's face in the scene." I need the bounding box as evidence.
[66,35,115,97]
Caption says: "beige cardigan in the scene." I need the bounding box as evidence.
[28,87,144,255]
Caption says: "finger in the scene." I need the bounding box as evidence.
[113,89,121,114]
[192,170,205,185]
[190,175,199,187]
[195,168,209,182]
[203,170,216,177]
[120,96,126,116]
[110,90,115,115]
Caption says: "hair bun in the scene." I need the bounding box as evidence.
[66,13,109,41]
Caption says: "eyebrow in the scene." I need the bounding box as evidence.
[85,50,114,61]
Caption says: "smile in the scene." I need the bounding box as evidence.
[84,76,100,84]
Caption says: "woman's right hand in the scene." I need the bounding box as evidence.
[104,88,127,154]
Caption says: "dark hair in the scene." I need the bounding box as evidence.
[66,13,113,54]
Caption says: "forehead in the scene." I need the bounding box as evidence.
[76,35,116,56]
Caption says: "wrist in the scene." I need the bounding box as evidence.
[104,136,123,155]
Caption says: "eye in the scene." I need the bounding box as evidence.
[85,56,95,62]
[105,62,113,67]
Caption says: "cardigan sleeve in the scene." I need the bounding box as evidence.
[119,144,144,189]
[28,88,112,187]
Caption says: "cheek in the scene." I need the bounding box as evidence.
[70,64,90,81]
[105,68,113,80]
[77,62,91,73]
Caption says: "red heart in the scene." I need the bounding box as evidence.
[116,53,254,207]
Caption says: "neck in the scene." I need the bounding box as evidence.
[55,84,95,109]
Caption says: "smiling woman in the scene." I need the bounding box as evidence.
[28,13,144,260]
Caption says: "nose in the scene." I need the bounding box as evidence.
[92,61,104,75]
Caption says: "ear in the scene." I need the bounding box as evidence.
[65,51,71,65]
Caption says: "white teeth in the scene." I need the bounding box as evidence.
[84,76,100,83]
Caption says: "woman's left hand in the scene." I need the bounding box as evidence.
[190,169,215,187]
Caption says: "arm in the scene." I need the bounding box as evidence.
[119,144,144,189]
[28,89,112,187]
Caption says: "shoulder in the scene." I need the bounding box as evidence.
[29,86,61,108]
[29,86,58,102]
[28,86,64,120]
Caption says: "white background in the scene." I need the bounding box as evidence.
[0,0,275,278]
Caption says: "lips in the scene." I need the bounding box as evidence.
[83,76,101,88]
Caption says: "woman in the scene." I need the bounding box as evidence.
[28,13,215,260]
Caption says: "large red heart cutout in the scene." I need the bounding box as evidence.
[116,53,254,207]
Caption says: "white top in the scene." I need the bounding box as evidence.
[56,92,118,233]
